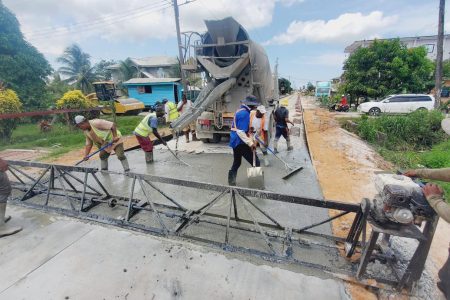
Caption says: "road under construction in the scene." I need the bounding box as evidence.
[0,94,440,299]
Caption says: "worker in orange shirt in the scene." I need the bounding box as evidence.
[250,105,270,166]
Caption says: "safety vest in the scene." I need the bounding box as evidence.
[167,102,180,121]
[134,113,155,137]
[249,110,266,141]
[88,120,122,144]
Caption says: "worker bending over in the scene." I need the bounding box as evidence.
[0,157,22,238]
[273,102,294,153]
[134,111,167,163]
[163,98,180,125]
[74,115,129,172]
[228,95,261,186]
[178,94,198,143]
[250,105,270,167]
[403,118,450,297]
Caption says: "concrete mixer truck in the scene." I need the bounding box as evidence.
[171,17,276,143]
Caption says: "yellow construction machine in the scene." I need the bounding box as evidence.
[87,82,144,115]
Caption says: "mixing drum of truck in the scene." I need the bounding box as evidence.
[171,17,275,143]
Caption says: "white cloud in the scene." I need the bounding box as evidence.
[3,0,278,57]
[265,11,398,45]
[276,0,305,7]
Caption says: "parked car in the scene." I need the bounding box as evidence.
[357,94,435,116]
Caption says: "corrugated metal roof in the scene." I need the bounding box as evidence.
[130,56,178,67]
[123,78,181,85]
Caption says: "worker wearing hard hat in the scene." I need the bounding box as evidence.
[162,98,180,125]
[403,118,450,297]
[273,101,294,153]
[74,115,130,172]
[250,105,270,166]
[134,110,167,164]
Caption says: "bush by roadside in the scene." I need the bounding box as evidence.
[0,88,22,141]
[355,110,445,150]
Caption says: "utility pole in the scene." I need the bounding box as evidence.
[435,0,445,108]
[173,0,188,97]
[274,58,279,102]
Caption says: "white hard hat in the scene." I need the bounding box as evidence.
[442,118,450,135]
[256,105,266,114]
[74,115,86,125]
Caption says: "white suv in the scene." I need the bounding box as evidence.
[357,94,435,116]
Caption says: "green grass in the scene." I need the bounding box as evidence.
[1,115,144,158]
[339,113,450,201]
[378,140,450,199]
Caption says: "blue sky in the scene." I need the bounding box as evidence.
[3,0,446,87]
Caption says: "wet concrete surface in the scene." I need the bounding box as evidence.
[0,206,350,300]
[4,95,353,298]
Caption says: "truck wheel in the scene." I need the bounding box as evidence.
[369,107,381,116]
[200,138,210,143]
[211,134,222,143]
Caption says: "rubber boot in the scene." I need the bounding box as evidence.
[121,158,130,172]
[273,140,279,154]
[263,155,270,167]
[0,202,22,238]
[185,132,190,143]
[145,152,154,164]
[100,159,108,171]
[228,170,236,186]
[287,140,293,151]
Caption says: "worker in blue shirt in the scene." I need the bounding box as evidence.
[228,95,261,185]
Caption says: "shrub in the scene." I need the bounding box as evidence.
[356,110,445,150]
[0,89,23,141]
[56,90,97,124]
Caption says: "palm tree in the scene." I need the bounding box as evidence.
[118,58,138,81]
[57,44,98,94]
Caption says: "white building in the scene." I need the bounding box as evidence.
[345,34,450,60]
[107,56,179,82]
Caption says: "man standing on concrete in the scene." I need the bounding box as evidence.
[74,116,130,172]
[134,111,167,164]
[404,118,450,297]
[0,157,22,238]
[273,102,294,153]
[163,98,180,125]
[177,94,198,143]
[250,105,270,167]
[228,95,261,186]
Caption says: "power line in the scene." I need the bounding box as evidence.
[24,0,168,36]
[27,2,172,41]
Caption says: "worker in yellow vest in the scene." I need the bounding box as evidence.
[250,105,270,167]
[134,110,167,163]
[74,115,129,172]
[163,98,180,124]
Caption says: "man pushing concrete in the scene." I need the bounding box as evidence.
[228,95,261,186]
[0,157,22,238]
[134,110,167,163]
[74,115,130,172]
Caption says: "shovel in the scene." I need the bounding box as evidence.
[247,149,265,189]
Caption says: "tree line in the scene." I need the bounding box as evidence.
[341,39,445,105]
[0,2,167,111]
